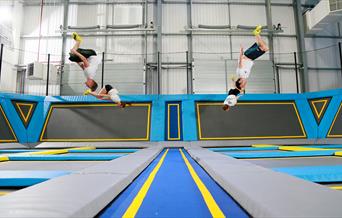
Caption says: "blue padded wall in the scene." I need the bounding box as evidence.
[0,89,341,143]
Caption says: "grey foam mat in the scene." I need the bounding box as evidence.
[186,147,342,218]
[0,147,162,217]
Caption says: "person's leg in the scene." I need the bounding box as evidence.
[71,32,83,50]
[255,35,269,52]
[72,40,81,51]
[98,87,107,95]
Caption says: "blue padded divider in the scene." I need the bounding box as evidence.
[318,95,342,138]
[209,147,279,152]
[0,93,45,143]
[306,145,342,149]
[0,170,71,187]
[182,99,197,141]
[273,165,342,183]
[224,150,337,159]
[151,97,165,141]
[68,149,139,153]
[295,98,317,139]
[8,154,123,161]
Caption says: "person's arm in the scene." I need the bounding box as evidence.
[71,49,89,68]
[238,45,244,68]
[239,78,247,89]
[88,91,110,100]
[77,62,85,70]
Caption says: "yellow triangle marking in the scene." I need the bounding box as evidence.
[16,103,34,123]
[311,99,328,119]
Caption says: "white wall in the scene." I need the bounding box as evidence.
[16,1,342,95]
[0,1,23,92]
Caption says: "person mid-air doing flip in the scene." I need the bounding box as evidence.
[223,25,269,111]
[69,32,101,93]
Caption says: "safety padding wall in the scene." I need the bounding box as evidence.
[40,103,151,142]
[1,89,342,143]
[196,101,306,140]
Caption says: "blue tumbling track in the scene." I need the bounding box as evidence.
[224,150,337,159]
[7,154,123,161]
[0,170,71,187]
[100,149,248,218]
[68,149,139,153]
[209,147,278,152]
[273,165,342,183]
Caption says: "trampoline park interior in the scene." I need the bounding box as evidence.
[4,0,342,218]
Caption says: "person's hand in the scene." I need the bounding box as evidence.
[70,48,76,54]
[240,45,244,52]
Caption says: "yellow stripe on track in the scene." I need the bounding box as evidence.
[335,151,342,156]
[252,144,279,148]
[278,146,337,152]
[68,146,96,151]
[0,192,8,196]
[330,186,342,190]
[123,149,169,218]
[15,147,95,156]
[179,149,225,218]
[20,149,69,156]
[0,156,9,162]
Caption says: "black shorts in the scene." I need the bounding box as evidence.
[244,43,265,60]
[235,78,242,90]
[68,48,97,63]
[228,88,240,96]
[105,85,113,93]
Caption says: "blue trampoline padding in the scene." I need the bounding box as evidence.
[100,149,248,218]
[8,155,122,161]
[210,147,278,152]
[0,170,71,187]
[136,149,213,218]
[100,150,165,218]
[225,150,337,159]
[0,150,40,153]
[272,166,342,183]
[69,149,139,153]
[305,145,342,149]
[182,149,248,218]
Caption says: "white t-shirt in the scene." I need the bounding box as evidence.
[108,88,121,103]
[84,56,101,79]
[224,95,237,106]
[236,59,254,79]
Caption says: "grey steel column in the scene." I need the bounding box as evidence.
[187,0,194,94]
[228,1,233,60]
[339,42,342,81]
[0,44,3,81]
[294,52,299,93]
[60,0,69,94]
[101,52,105,87]
[293,0,308,92]
[265,0,277,93]
[46,54,50,96]
[143,0,148,94]
[156,0,162,94]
